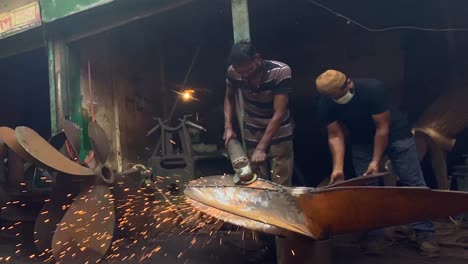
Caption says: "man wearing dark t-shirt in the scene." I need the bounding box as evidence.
[315,69,439,256]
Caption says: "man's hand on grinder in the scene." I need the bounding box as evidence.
[223,128,237,146]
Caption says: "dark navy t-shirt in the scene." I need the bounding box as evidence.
[318,79,412,144]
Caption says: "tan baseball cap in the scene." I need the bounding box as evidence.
[315,70,347,96]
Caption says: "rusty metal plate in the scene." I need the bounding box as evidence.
[52,184,115,264]
[0,127,36,163]
[88,122,110,164]
[63,120,81,157]
[184,176,314,238]
[14,126,95,176]
[298,187,468,239]
[185,176,468,240]
[186,198,290,237]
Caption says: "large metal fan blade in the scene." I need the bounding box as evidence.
[34,195,73,255]
[14,126,95,176]
[184,175,386,237]
[184,176,313,237]
[34,175,81,256]
[0,127,36,163]
[186,198,290,237]
[63,120,82,157]
[298,187,468,239]
[185,176,468,240]
[52,184,115,263]
[88,121,110,164]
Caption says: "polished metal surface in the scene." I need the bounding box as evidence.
[186,198,290,237]
[184,175,314,238]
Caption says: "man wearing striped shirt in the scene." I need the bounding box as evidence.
[223,41,294,187]
[223,41,294,263]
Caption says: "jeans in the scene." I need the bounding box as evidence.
[352,137,434,238]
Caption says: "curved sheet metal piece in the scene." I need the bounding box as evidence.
[52,184,115,264]
[186,198,290,237]
[185,175,468,241]
[63,120,81,157]
[298,187,468,239]
[0,127,36,163]
[184,176,314,238]
[88,121,110,164]
[321,173,386,189]
[15,126,95,176]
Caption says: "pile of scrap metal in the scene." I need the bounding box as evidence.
[184,172,468,242]
[0,122,156,264]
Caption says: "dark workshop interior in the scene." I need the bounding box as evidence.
[3,0,468,186]
[1,0,468,263]
[0,48,51,138]
[62,0,468,187]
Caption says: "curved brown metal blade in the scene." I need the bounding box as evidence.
[184,175,314,238]
[186,198,290,237]
[298,187,468,239]
[52,184,115,264]
[34,176,82,255]
[88,121,110,164]
[63,120,81,157]
[34,196,73,255]
[185,176,468,241]
[0,127,36,163]
[14,126,95,176]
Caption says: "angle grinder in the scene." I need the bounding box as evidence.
[226,139,258,185]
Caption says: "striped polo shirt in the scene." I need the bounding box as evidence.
[226,60,294,146]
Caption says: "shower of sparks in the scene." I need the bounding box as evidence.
[0,170,261,264]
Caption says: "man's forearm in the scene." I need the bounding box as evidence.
[329,137,345,171]
[224,96,234,129]
[256,113,284,150]
[372,127,389,163]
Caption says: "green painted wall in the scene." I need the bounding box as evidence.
[40,0,113,22]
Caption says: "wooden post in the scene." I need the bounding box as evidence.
[231,0,251,149]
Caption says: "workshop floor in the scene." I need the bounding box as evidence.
[0,221,467,263]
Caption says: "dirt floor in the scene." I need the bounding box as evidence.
[0,220,467,263]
